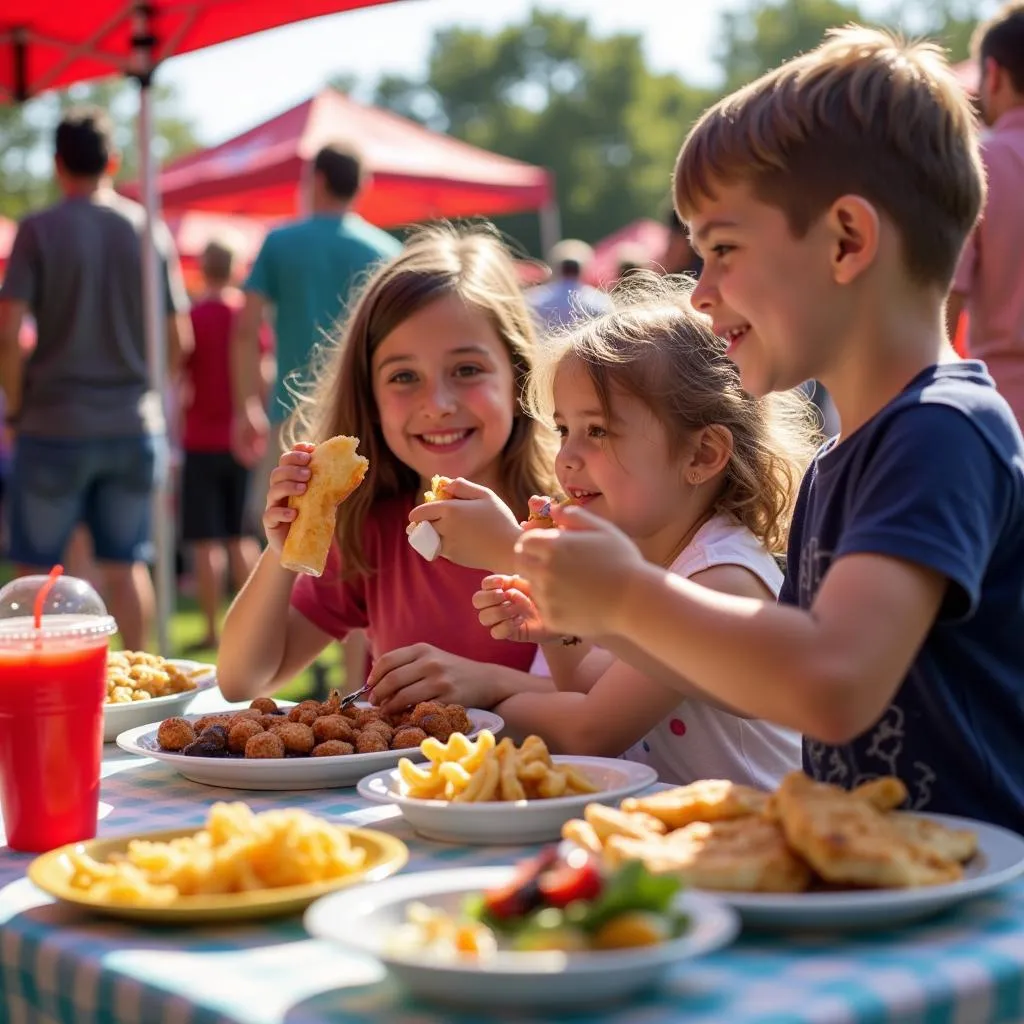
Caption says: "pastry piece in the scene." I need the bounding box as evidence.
[423,475,453,502]
[885,812,979,864]
[604,817,812,893]
[621,779,770,829]
[851,776,909,812]
[775,772,964,888]
[280,435,369,576]
[408,521,442,562]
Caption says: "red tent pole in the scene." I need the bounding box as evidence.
[130,2,175,655]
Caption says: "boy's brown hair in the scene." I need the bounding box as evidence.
[674,26,985,290]
[973,2,1024,93]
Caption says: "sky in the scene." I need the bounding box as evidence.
[154,0,806,143]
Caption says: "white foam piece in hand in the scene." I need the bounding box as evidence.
[407,521,442,562]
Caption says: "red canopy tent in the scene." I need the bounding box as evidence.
[584,218,670,288]
[0,1,402,651]
[129,88,555,232]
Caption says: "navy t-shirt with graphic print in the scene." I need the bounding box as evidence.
[779,361,1024,834]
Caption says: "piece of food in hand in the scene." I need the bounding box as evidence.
[527,495,574,529]
[423,475,453,502]
[407,520,442,562]
[280,435,369,577]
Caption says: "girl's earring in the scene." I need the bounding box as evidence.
[688,472,701,485]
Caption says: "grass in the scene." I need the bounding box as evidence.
[166,593,345,703]
[0,560,344,704]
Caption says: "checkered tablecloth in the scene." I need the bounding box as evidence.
[1,749,1023,1024]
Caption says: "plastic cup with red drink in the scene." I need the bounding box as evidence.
[0,568,117,853]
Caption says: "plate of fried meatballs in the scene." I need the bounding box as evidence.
[115,693,505,791]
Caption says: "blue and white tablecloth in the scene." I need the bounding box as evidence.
[1,747,1023,1024]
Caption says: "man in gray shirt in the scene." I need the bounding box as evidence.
[0,106,191,650]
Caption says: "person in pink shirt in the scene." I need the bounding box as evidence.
[181,240,272,649]
[216,226,559,708]
[947,3,1024,424]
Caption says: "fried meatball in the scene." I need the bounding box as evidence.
[228,718,264,754]
[313,715,356,744]
[355,731,389,754]
[319,690,343,717]
[409,701,446,727]
[229,708,263,725]
[193,713,232,733]
[261,713,286,731]
[250,697,278,714]
[198,724,229,751]
[391,709,416,728]
[157,717,195,751]
[417,713,455,742]
[275,722,315,755]
[288,700,322,722]
[352,707,384,728]
[444,705,472,734]
[312,740,355,757]
[182,738,225,757]
[391,726,428,749]
[361,720,394,744]
[245,731,285,758]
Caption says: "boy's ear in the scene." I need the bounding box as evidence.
[827,195,879,285]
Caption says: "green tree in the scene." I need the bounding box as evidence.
[0,76,198,221]
[368,9,716,254]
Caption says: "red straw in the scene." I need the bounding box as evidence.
[34,565,64,630]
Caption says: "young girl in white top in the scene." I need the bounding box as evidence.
[472,277,817,787]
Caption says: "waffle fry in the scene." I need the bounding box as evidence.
[396,731,599,803]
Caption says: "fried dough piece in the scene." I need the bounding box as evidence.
[886,813,979,864]
[621,779,770,829]
[776,772,963,888]
[583,803,667,842]
[280,436,369,576]
[527,496,573,529]
[423,475,453,502]
[851,776,909,812]
[604,817,812,893]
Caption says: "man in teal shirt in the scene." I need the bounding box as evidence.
[232,142,400,686]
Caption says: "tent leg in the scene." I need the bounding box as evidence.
[539,200,562,257]
[137,80,174,655]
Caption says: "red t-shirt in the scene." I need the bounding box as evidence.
[183,295,271,452]
[291,496,537,673]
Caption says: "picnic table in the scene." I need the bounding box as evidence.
[2,691,1023,1024]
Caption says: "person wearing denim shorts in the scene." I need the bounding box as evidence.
[0,107,191,650]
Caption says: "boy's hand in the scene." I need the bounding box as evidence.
[514,505,646,638]
[408,478,522,571]
[262,443,315,555]
[473,574,561,644]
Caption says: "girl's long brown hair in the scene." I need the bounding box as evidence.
[288,224,558,577]
[525,274,817,554]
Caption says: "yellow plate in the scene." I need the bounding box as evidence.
[28,824,408,924]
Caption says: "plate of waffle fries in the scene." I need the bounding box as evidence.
[561,771,1024,929]
[357,731,658,843]
[103,652,217,741]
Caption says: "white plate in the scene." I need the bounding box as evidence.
[687,813,1024,930]
[103,660,218,743]
[304,866,739,1009]
[116,708,505,791]
[357,756,658,844]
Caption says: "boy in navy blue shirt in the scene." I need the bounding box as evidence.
[513,26,1024,832]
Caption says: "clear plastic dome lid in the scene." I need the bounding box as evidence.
[0,574,117,643]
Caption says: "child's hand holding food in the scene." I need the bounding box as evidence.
[473,574,561,645]
[262,443,316,555]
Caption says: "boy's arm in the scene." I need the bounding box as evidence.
[518,405,1005,745]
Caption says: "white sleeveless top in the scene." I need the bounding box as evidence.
[531,514,802,788]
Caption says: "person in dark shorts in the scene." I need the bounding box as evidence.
[181,240,269,649]
[0,107,191,651]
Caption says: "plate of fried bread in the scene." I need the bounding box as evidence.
[358,732,658,843]
[561,771,1024,929]
[117,696,504,791]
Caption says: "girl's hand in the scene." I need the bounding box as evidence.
[520,494,556,530]
[367,644,500,713]
[515,504,646,638]
[407,478,522,571]
[473,575,562,645]
[262,443,315,555]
